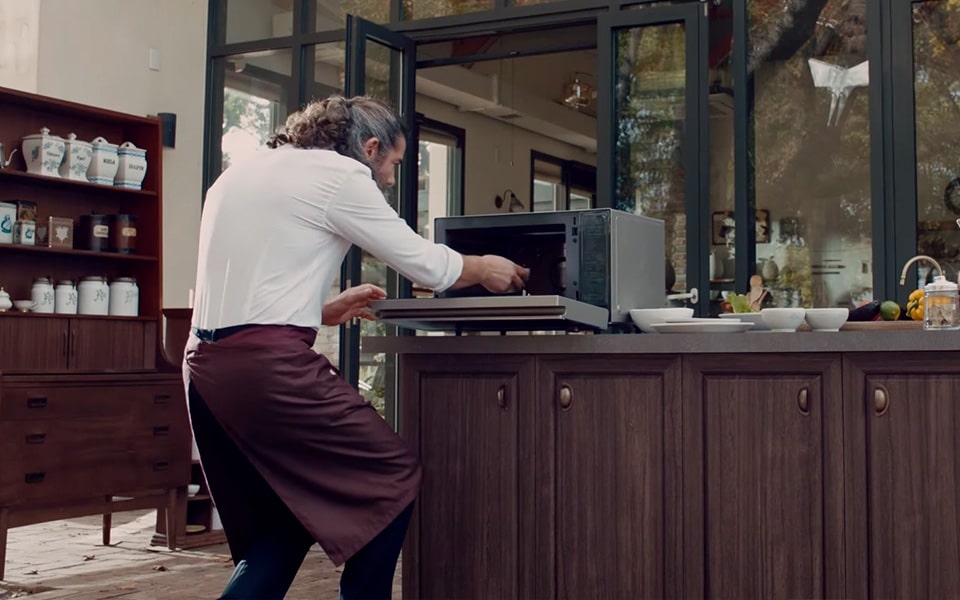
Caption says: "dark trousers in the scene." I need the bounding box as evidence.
[188,383,412,600]
[219,501,413,600]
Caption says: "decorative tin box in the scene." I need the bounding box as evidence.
[37,216,74,248]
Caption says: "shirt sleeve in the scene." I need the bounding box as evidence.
[322,170,464,292]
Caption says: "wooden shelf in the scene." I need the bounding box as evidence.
[152,529,227,550]
[0,312,154,321]
[187,493,211,502]
[0,243,157,261]
[0,167,156,197]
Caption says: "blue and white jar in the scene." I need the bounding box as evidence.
[86,137,119,185]
[0,201,16,244]
[22,127,65,177]
[114,142,147,190]
[59,133,93,181]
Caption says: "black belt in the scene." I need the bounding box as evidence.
[192,324,259,342]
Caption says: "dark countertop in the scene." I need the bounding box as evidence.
[363,329,960,354]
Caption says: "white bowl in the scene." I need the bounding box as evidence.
[760,307,806,332]
[187,484,200,497]
[805,307,849,331]
[630,307,694,333]
[13,300,35,312]
[718,312,768,330]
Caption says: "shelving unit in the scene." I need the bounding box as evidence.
[0,85,191,580]
[152,461,227,549]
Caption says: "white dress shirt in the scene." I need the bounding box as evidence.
[191,146,463,331]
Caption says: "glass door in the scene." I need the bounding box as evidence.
[597,4,710,314]
[343,15,416,423]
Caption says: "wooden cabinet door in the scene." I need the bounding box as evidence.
[68,319,146,371]
[844,353,960,599]
[0,317,69,372]
[538,356,682,600]
[400,355,534,600]
[682,354,844,599]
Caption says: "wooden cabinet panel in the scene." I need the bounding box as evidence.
[0,317,69,372]
[401,355,534,600]
[69,319,146,371]
[539,356,682,600]
[845,354,960,599]
[683,355,844,599]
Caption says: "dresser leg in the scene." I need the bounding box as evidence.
[165,488,178,550]
[1,506,9,581]
[102,495,112,546]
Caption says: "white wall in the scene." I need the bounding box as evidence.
[0,0,39,92]
[23,0,206,308]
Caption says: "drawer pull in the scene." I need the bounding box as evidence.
[874,385,889,416]
[797,387,810,414]
[558,384,573,411]
[27,396,48,409]
[153,426,170,436]
[24,472,45,484]
[25,433,46,444]
[153,394,172,405]
[152,461,170,471]
[496,385,508,410]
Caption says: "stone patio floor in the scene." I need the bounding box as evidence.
[0,510,401,599]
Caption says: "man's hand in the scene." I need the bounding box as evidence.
[479,255,530,293]
[322,283,387,326]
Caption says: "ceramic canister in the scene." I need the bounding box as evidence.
[114,142,147,190]
[31,276,55,314]
[21,127,66,177]
[0,201,16,243]
[78,275,109,315]
[14,220,36,246]
[86,137,119,185]
[59,133,93,181]
[55,279,78,314]
[108,277,138,317]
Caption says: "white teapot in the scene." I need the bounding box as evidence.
[0,286,11,312]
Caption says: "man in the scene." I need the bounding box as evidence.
[186,95,528,599]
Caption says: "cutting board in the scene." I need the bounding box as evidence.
[840,320,923,331]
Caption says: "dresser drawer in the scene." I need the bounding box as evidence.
[0,439,189,506]
[0,383,182,421]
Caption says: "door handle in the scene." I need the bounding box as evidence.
[797,387,810,415]
[873,385,889,416]
[558,384,573,411]
[666,287,699,305]
[496,385,508,410]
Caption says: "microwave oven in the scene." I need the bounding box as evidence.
[433,208,665,323]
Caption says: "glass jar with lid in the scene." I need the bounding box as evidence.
[923,275,960,330]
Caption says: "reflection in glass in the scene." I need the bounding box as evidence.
[224,0,292,44]
[219,50,291,172]
[748,0,871,308]
[316,0,389,32]
[612,23,687,292]
[913,1,960,285]
[402,0,494,21]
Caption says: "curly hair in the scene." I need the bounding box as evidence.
[267,95,407,165]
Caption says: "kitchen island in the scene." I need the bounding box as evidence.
[366,329,960,600]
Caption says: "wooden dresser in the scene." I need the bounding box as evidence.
[0,86,190,580]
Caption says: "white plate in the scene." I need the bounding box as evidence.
[649,320,754,334]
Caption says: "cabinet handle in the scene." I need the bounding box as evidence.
[27,396,48,409]
[153,425,170,436]
[152,461,169,471]
[24,472,45,484]
[69,329,76,358]
[873,385,889,416]
[154,394,171,405]
[558,384,573,411]
[496,385,508,409]
[797,387,810,415]
[25,433,46,444]
[62,330,68,357]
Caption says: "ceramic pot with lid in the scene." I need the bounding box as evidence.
[22,127,66,177]
[114,142,147,190]
[31,276,55,313]
[86,137,119,185]
[0,287,11,312]
[78,275,109,315]
[59,133,93,180]
[55,280,78,314]
[108,277,138,316]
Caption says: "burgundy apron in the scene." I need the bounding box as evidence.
[183,325,421,566]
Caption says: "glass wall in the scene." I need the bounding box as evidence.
[747,0,872,308]
[912,0,960,286]
[401,0,495,21]
[218,50,292,170]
